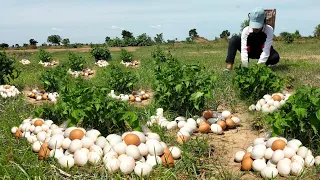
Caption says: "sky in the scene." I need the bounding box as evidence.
[1,0,319,45]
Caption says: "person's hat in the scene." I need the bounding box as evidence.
[249,7,265,29]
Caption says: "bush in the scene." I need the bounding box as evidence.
[67,52,86,71]
[266,86,320,151]
[35,85,141,135]
[232,64,284,103]
[38,49,52,62]
[0,52,20,84]
[120,49,134,62]
[104,65,136,94]
[90,46,112,61]
[40,66,69,92]
[280,32,294,44]
[152,48,216,115]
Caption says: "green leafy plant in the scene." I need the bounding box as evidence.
[152,49,216,115]
[67,52,86,71]
[232,64,284,103]
[265,86,320,151]
[40,66,69,92]
[104,65,136,94]
[35,85,141,135]
[120,49,134,63]
[0,52,20,84]
[38,49,52,62]
[90,46,112,61]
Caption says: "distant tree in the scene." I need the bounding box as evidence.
[42,43,48,46]
[121,30,133,39]
[240,19,250,32]
[136,33,153,46]
[154,33,164,43]
[293,30,301,39]
[220,30,231,38]
[314,24,320,37]
[62,38,70,46]
[105,36,111,42]
[23,43,28,47]
[280,32,294,44]
[29,39,38,46]
[15,44,20,48]
[0,43,9,48]
[189,28,199,40]
[47,35,62,45]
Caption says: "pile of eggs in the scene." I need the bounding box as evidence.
[95,60,109,67]
[234,137,320,179]
[68,68,94,78]
[20,59,30,65]
[11,118,182,177]
[108,90,150,102]
[39,60,58,67]
[0,85,20,98]
[147,108,241,144]
[120,60,139,67]
[26,89,58,103]
[249,92,291,113]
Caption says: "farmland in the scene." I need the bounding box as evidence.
[1,38,320,179]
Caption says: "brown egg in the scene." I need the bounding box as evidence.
[139,95,144,100]
[4,85,11,89]
[15,128,23,139]
[177,135,190,144]
[202,110,213,119]
[199,123,211,133]
[142,94,147,99]
[241,157,253,171]
[132,91,137,95]
[124,133,140,146]
[271,139,286,151]
[129,96,136,102]
[243,152,251,159]
[226,118,235,129]
[272,95,281,101]
[161,151,175,168]
[69,129,85,140]
[38,146,50,160]
[216,120,227,130]
[163,148,171,155]
[81,72,85,76]
[42,94,48,100]
[39,89,46,94]
[34,94,38,99]
[88,71,94,75]
[199,121,211,126]
[34,120,44,126]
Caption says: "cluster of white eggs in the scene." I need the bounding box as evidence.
[95,60,109,67]
[249,92,291,113]
[11,118,182,177]
[146,108,241,144]
[108,90,150,102]
[39,60,58,67]
[68,68,94,78]
[234,136,320,179]
[0,85,20,98]
[120,60,139,67]
[20,59,30,65]
[27,89,59,103]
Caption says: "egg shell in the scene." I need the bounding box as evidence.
[81,136,94,149]
[314,156,320,166]
[161,150,175,168]
[264,148,274,160]
[261,166,278,179]
[304,155,315,167]
[95,136,107,148]
[105,158,120,173]
[69,129,85,140]
[287,141,299,152]
[251,146,266,160]
[291,155,304,166]
[210,124,223,134]
[124,133,141,146]
[88,151,101,165]
[89,145,103,157]
[74,150,88,166]
[62,138,72,150]
[126,145,141,159]
[120,157,135,174]
[221,110,231,119]
[134,163,152,177]
[147,140,164,156]
[271,150,284,163]
[146,155,162,167]
[234,151,246,162]
[297,146,308,158]
[50,149,64,159]
[103,151,118,164]
[253,138,265,146]
[252,159,267,172]
[169,146,182,159]
[241,157,253,171]
[68,139,83,153]
[58,155,75,168]
[272,139,286,151]
[290,162,303,176]
[113,142,127,155]
[267,160,277,168]
[283,147,295,159]
[147,133,161,141]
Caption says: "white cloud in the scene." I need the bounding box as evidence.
[109,25,125,30]
[150,25,162,29]
[52,28,62,31]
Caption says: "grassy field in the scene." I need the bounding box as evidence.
[1,39,320,179]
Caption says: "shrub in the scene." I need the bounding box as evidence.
[280,32,294,44]
[90,46,112,61]
[120,49,134,62]
[40,66,69,92]
[0,52,20,84]
[232,64,284,103]
[67,52,86,71]
[152,48,216,115]
[104,65,136,94]
[39,49,52,62]
[266,86,320,151]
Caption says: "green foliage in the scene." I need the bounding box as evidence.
[47,35,62,45]
[232,64,284,103]
[0,52,20,84]
[62,38,70,46]
[35,85,141,135]
[154,33,164,43]
[120,49,134,62]
[280,32,294,44]
[29,39,38,46]
[0,43,9,49]
[121,30,133,39]
[266,86,320,151]
[38,49,52,62]
[40,66,69,92]
[67,52,86,71]
[152,48,216,115]
[90,46,112,61]
[220,30,230,38]
[240,19,249,32]
[293,30,302,39]
[103,65,137,94]
[314,24,320,37]
[189,28,199,40]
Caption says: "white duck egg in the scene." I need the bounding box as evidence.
[283,147,295,159]
[126,145,141,159]
[32,141,42,152]
[314,156,320,166]
[134,163,152,177]
[74,150,88,166]
[221,110,231,119]
[290,162,303,176]
[62,138,72,150]
[253,138,265,146]
[120,156,135,174]
[252,159,267,172]
[178,121,186,128]
[90,145,103,157]
[297,146,308,158]
[169,146,182,159]
[146,155,162,167]
[251,146,266,160]
[82,137,94,149]
[291,155,304,166]
[88,151,101,165]
[271,150,284,163]
[50,149,64,159]
[147,140,163,156]
[304,155,315,167]
[277,162,291,177]
[147,133,161,141]
[68,139,83,153]
[260,166,278,179]
[36,131,47,142]
[264,148,274,160]
[58,155,75,168]
[234,151,246,162]
[105,158,120,173]
[113,142,127,155]
[96,136,107,149]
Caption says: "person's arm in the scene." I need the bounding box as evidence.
[241,27,249,67]
[257,25,274,64]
